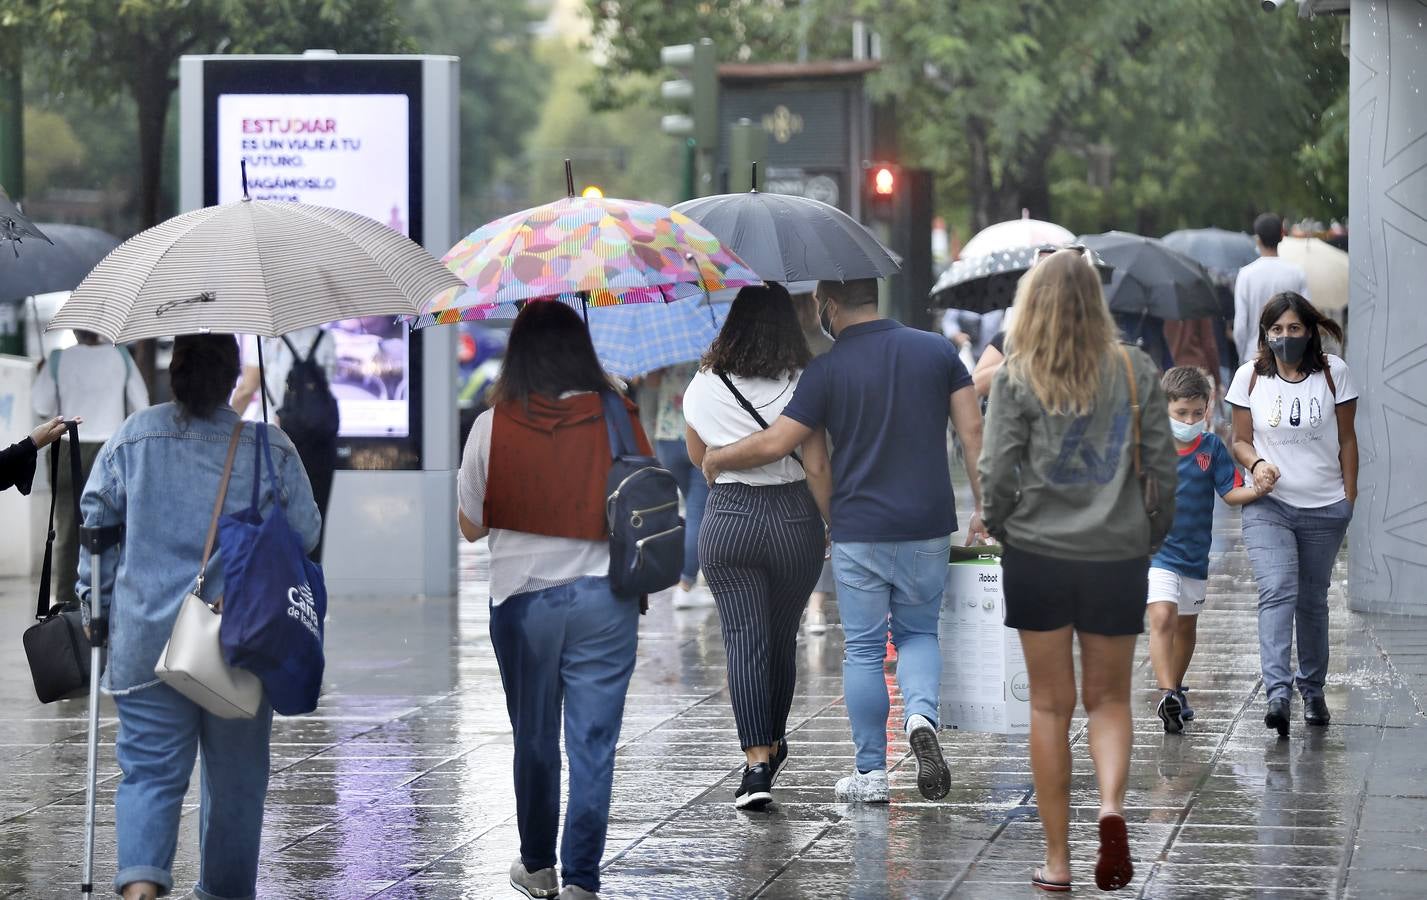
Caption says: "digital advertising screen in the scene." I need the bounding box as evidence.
[203,59,425,466]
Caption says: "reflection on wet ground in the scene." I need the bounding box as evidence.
[2,502,1425,898]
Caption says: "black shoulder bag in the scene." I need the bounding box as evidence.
[716,371,802,467]
[22,422,95,703]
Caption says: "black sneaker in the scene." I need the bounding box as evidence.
[1156,689,1184,734]
[769,738,788,785]
[1177,686,1194,722]
[1265,697,1291,738]
[1304,695,1331,726]
[735,763,773,810]
[907,714,951,800]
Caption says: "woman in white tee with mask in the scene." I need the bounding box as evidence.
[1227,291,1357,738]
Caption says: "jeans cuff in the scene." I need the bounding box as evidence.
[194,884,255,900]
[561,871,599,893]
[114,865,173,896]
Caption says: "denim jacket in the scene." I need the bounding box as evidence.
[77,403,321,694]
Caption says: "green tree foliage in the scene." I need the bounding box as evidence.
[585,0,1349,236]
[399,0,547,230]
[3,0,412,227]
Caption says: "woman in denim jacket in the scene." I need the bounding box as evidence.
[78,334,321,900]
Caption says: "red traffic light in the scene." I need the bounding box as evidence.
[873,167,896,196]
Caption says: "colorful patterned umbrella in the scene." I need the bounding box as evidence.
[413,194,760,327]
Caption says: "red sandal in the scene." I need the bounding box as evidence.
[1095,813,1134,890]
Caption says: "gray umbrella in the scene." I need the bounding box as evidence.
[0,223,121,302]
[1079,232,1220,321]
[1161,228,1257,286]
[673,179,900,283]
[930,244,1113,313]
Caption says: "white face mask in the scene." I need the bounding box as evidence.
[1169,416,1207,443]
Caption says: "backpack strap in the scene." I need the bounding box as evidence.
[1117,346,1144,482]
[600,390,638,459]
[305,331,325,363]
[1323,361,1337,399]
[717,371,803,468]
[1249,369,1257,397]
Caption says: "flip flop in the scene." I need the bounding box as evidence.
[1095,813,1135,891]
[1031,867,1072,892]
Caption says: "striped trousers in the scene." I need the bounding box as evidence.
[699,481,825,750]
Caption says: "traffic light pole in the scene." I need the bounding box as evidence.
[681,138,697,201]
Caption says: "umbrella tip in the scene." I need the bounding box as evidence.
[564,159,575,199]
[241,160,250,201]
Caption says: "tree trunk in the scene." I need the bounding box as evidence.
[966,118,997,234]
[1015,156,1052,223]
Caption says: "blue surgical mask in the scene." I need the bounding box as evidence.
[1170,416,1207,443]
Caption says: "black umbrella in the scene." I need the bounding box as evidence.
[1161,228,1257,286]
[0,184,52,248]
[672,166,900,283]
[929,244,1114,314]
[0,223,121,302]
[1079,232,1220,321]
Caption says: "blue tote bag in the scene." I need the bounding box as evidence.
[218,424,327,715]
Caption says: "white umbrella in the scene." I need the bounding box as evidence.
[960,217,1075,258]
[50,198,464,342]
[1277,236,1348,311]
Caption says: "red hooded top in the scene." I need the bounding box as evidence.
[484,392,653,541]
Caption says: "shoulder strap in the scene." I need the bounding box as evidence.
[194,422,245,599]
[717,371,803,467]
[1323,362,1337,399]
[600,390,638,459]
[35,422,82,618]
[305,331,325,363]
[1118,346,1144,479]
[1249,369,1258,396]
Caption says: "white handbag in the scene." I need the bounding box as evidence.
[154,423,263,719]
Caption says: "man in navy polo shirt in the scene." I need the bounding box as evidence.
[703,278,986,804]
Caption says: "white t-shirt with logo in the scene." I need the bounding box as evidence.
[1226,354,1356,509]
[682,368,804,485]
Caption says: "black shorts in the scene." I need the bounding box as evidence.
[1002,543,1148,636]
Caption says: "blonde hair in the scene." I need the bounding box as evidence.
[1005,250,1120,415]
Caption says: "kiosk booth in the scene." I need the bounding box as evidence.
[178,53,460,597]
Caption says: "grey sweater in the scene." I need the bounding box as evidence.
[979,346,1177,560]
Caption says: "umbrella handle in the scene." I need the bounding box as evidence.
[257,338,269,422]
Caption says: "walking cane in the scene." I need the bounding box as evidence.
[78,522,123,897]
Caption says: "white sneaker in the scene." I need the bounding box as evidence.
[672,584,713,609]
[905,714,951,800]
[803,608,828,635]
[509,859,559,898]
[834,768,889,803]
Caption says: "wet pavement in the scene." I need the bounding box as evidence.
[3,499,1426,898]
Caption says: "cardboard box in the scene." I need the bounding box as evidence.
[939,556,1030,733]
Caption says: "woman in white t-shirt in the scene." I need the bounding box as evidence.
[683,284,832,812]
[1227,291,1357,738]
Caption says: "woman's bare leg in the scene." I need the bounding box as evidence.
[1019,625,1078,883]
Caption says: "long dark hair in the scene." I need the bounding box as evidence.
[490,300,613,405]
[170,333,240,420]
[701,284,811,379]
[1254,291,1344,378]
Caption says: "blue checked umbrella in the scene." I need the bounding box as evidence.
[586,296,728,379]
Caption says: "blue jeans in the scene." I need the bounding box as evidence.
[832,537,951,774]
[489,576,640,893]
[657,438,708,584]
[112,683,273,899]
[1242,495,1353,703]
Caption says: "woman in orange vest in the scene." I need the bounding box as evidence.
[456,300,652,900]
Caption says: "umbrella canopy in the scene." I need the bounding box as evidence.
[49,199,463,342]
[1277,236,1348,311]
[415,196,760,327]
[1079,231,1220,321]
[671,189,900,283]
[960,218,1074,258]
[1,223,121,302]
[930,245,1114,314]
[1161,228,1257,286]
[0,184,52,247]
[586,296,729,379]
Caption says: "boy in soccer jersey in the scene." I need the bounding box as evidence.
[1150,367,1262,733]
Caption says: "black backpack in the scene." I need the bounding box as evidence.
[600,391,683,597]
[274,334,340,445]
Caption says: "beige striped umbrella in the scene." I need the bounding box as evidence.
[49,199,464,342]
